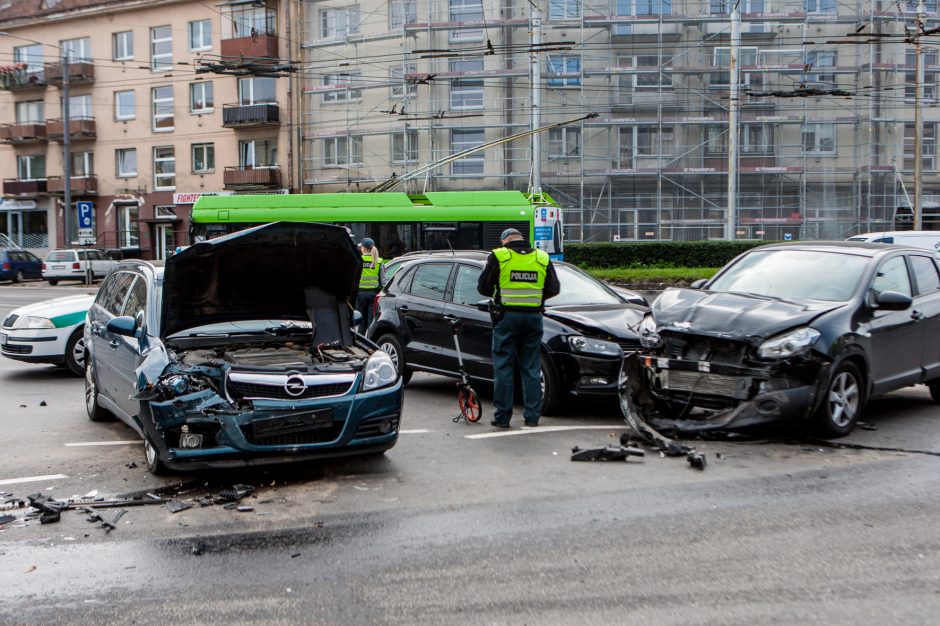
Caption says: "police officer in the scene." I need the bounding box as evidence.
[477,228,560,428]
[356,238,383,331]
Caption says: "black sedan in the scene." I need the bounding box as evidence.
[627,242,940,437]
[367,251,649,414]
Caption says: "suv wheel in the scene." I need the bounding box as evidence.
[814,361,865,437]
[85,360,113,422]
[47,279,58,286]
[13,269,24,283]
[64,329,86,376]
[377,333,412,385]
[143,436,169,475]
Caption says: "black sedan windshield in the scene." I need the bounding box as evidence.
[547,265,623,307]
[708,249,869,302]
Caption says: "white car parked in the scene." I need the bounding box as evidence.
[42,249,117,285]
[1,293,96,375]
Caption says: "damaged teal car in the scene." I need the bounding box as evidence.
[83,222,403,474]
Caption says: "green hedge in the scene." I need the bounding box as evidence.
[565,240,779,269]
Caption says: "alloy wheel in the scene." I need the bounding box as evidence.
[85,363,96,415]
[828,371,859,428]
[380,341,400,368]
[73,337,85,370]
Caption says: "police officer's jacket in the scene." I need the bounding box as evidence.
[477,239,561,312]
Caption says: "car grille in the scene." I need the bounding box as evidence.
[2,313,17,328]
[225,372,356,401]
[661,333,749,366]
[353,414,400,439]
[242,424,343,446]
[661,370,741,398]
[1,343,32,355]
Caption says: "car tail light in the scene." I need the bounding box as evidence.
[373,294,382,318]
[42,263,46,271]
[72,262,81,270]
[1,262,9,271]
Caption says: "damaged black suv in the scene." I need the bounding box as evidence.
[83,223,403,474]
[626,242,940,437]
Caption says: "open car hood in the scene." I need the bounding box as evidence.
[652,288,842,343]
[161,222,361,339]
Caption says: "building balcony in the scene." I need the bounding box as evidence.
[46,117,96,141]
[46,175,98,195]
[0,122,47,144]
[0,66,46,90]
[3,178,47,195]
[223,165,281,190]
[44,61,95,85]
[221,34,279,59]
[222,103,279,127]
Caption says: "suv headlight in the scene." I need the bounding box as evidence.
[361,350,399,391]
[638,315,662,349]
[757,327,821,359]
[14,316,54,330]
[567,335,622,357]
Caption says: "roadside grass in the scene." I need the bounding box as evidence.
[584,266,721,285]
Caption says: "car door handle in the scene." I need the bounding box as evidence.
[443,315,459,323]
[90,322,102,336]
[399,305,410,313]
[912,310,926,321]
[108,340,119,350]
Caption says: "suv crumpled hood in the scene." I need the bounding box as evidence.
[546,303,645,339]
[652,288,842,343]
[161,222,360,339]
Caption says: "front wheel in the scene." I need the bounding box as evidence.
[540,357,561,416]
[376,333,412,385]
[928,380,940,404]
[814,361,866,437]
[85,360,113,422]
[13,269,24,283]
[143,436,169,475]
[64,329,86,376]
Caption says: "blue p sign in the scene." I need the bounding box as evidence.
[783,233,793,241]
[77,201,94,229]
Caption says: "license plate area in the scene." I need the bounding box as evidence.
[250,409,334,438]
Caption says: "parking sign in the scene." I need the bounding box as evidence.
[77,201,94,229]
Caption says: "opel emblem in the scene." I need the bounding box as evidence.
[284,375,306,397]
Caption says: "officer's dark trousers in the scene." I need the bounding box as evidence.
[492,310,544,425]
[355,290,378,332]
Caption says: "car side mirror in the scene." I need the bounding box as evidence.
[476,299,493,312]
[107,315,141,339]
[874,290,913,311]
[690,279,709,290]
[352,310,363,325]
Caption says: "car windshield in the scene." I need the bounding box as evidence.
[708,249,870,302]
[546,265,623,307]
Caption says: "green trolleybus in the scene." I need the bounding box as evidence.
[189,191,564,260]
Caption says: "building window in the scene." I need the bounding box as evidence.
[802,123,836,154]
[190,81,214,113]
[804,0,836,13]
[322,73,362,103]
[323,136,362,167]
[16,155,46,180]
[151,26,173,71]
[704,126,727,155]
[619,126,675,166]
[616,0,672,16]
[391,65,418,98]
[15,100,44,123]
[320,7,361,38]
[66,94,92,118]
[450,58,484,110]
[449,0,484,42]
[239,139,278,167]
[742,123,774,154]
[906,50,939,102]
[152,86,174,131]
[114,90,135,120]
[549,0,582,19]
[905,123,937,170]
[153,146,176,190]
[626,55,673,89]
[116,148,137,177]
[805,50,837,85]
[547,55,581,87]
[117,203,140,248]
[712,47,758,87]
[451,129,485,175]
[192,143,215,173]
[390,0,417,29]
[113,31,133,60]
[227,2,275,37]
[13,44,43,74]
[71,151,94,177]
[548,127,580,159]
[238,76,276,104]
[905,0,939,11]
[392,131,419,163]
[60,37,91,62]
[189,19,212,51]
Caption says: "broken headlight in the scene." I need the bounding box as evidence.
[361,351,399,392]
[159,374,210,397]
[638,315,662,349]
[757,327,820,359]
[568,335,622,357]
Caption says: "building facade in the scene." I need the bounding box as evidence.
[0,0,295,259]
[298,0,940,242]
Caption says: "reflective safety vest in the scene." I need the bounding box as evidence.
[494,247,549,308]
[359,255,383,290]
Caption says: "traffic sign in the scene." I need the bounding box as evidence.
[784,233,793,241]
[76,201,94,229]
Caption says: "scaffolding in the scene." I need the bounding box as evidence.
[298,0,940,241]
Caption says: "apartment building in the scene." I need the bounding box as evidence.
[0,0,294,259]
[299,0,940,241]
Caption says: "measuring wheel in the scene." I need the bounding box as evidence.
[456,384,482,423]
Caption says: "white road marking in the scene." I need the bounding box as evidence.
[465,425,625,440]
[399,429,430,434]
[0,474,68,486]
[65,440,142,447]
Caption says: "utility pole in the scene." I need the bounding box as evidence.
[62,51,72,250]
[725,0,741,240]
[914,0,925,230]
[530,5,543,195]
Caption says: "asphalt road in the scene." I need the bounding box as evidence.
[1,283,939,625]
